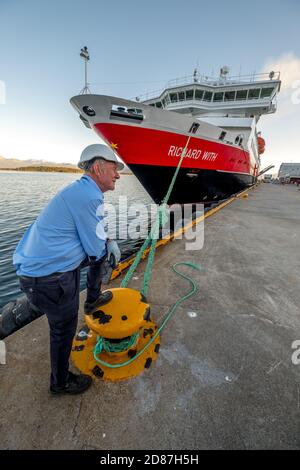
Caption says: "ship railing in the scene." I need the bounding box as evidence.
[135,71,280,102]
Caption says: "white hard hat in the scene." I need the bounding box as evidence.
[78,144,124,171]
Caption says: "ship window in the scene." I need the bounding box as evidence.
[170,93,178,103]
[219,131,226,141]
[164,94,171,104]
[110,106,144,123]
[186,89,194,100]
[149,103,155,107]
[178,91,185,101]
[203,91,212,102]
[195,89,204,100]
[260,87,274,98]
[213,92,224,102]
[248,88,260,99]
[155,101,162,108]
[225,91,235,101]
[236,90,247,100]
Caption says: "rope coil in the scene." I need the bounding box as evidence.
[94,332,139,355]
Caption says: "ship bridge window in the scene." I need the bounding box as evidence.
[225,91,236,101]
[170,93,178,103]
[195,89,204,100]
[155,101,162,108]
[178,91,185,101]
[219,131,227,141]
[260,87,274,98]
[164,94,171,104]
[236,90,248,100]
[248,88,260,100]
[203,91,212,102]
[186,89,194,100]
[213,92,224,102]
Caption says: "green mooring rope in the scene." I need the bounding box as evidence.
[93,134,202,369]
[121,134,192,297]
[120,203,169,297]
[94,332,139,355]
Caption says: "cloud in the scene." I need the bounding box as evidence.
[262,52,300,119]
[263,52,300,91]
[259,53,300,172]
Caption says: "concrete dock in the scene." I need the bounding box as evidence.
[1,183,300,450]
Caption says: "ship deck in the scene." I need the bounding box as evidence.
[1,182,300,450]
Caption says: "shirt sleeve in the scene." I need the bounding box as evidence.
[72,198,107,260]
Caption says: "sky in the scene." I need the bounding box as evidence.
[0,0,299,173]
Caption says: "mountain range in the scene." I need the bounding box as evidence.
[0,155,131,173]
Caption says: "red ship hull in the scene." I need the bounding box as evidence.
[94,122,255,203]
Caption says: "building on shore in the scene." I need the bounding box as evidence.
[278,163,300,184]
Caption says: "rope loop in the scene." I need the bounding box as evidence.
[94,332,139,356]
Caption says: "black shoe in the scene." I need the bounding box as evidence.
[50,371,92,395]
[84,291,113,314]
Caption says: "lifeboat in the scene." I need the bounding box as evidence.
[257,136,266,154]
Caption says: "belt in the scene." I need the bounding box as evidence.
[19,272,64,281]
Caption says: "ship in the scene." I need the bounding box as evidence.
[70,66,281,204]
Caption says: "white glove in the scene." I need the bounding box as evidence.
[99,240,121,284]
[106,239,121,269]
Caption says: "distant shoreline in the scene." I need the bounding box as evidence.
[0,167,132,175]
[0,166,83,173]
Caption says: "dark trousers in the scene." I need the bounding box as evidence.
[19,257,104,388]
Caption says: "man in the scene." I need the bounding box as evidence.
[13,144,123,395]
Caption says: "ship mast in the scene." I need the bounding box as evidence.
[80,46,91,94]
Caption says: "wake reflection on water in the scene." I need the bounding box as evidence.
[0,171,152,308]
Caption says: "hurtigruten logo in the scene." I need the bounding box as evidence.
[0,80,6,104]
[168,145,218,161]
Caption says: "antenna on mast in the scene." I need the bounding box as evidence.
[80,46,91,94]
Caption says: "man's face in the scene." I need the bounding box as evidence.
[93,160,120,192]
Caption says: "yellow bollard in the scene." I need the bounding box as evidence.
[71,288,160,381]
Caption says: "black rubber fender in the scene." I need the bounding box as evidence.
[0,295,44,339]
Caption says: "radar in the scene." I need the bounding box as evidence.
[269,71,275,80]
[220,65,230,78]
[193,68,198,82]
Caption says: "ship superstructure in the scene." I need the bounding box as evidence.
[71,67,281,204]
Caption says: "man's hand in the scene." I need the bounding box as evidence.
[106,240,121,269]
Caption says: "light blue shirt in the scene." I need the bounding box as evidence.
[13,175,107,276]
